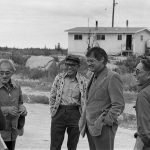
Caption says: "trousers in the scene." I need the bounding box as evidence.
[50,105,80,150]
[5,140,16,150]
[86,124,118,150]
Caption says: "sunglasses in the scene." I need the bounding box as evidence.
[135,69,145,75]
[0,71,12,76]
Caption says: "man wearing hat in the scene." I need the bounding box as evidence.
[49,55,87,150]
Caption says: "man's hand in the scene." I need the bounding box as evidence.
[134,136,144,150]
[18,105,27,116]
[8,106,18,117]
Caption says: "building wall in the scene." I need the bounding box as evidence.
[97,33,127,55]
[68,31,150,55]
[68,33,127,55]
[133,30,150,55]
[68,33,88,55]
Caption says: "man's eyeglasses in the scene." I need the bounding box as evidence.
[0,71,12,76]
[135,69,145,75]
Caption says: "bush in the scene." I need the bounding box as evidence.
[11,52,29,65]
[116,55,140,73]
[121,73,138,91]
[28,69,48,80]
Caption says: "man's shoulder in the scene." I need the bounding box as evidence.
[140,85,150,96]
[11,79,20,88]
[55,72,65,80]
[77,72,88,82]
[107,69,121,78]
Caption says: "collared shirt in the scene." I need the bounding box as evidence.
[0,79,23,141]
[61,76,80,105]
[49,72,87,117]
[89,66,106,89]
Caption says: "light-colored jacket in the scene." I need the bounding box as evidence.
[49,72,87,117]
[79,67,125,137]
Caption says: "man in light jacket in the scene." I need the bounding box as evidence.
[49,55,87,150]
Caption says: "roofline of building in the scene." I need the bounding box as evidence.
[65,27,150,34]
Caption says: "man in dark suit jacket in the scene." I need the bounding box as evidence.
[79,47,125,150]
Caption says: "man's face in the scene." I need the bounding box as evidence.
[65,61,79,77]
[0,63,13,84]
[135,62,150,85]
[86,53,104,73]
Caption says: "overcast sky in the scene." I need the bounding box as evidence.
[0,0,150,49]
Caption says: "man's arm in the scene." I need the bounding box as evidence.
[49,75,59,113]
[104,73,125,126]
[136,93,150,147]
[18,86,27,116]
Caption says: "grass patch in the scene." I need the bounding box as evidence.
[123,91,137,104]
[121,73,137,92]
[118,113,137,129]
[23,94,49,104]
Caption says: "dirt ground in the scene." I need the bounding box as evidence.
[15,103,136,150]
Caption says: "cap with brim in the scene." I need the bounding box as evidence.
[65,55,80,65]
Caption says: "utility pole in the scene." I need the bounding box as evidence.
[112,0,118,27]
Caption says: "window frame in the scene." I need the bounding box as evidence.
[74,34,82,40]
[118,34,122,40]
[96,34,105,40]
[140,35,143,41]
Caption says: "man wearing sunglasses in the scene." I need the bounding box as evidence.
[49,55,87,150]
[0,59,27,150]
[134,57,150,150]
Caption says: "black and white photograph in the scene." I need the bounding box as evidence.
[0,0,150,150]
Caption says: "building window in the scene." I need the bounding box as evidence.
[96,34,105,40]
[118,34,122,40]
[141,35,143,41]
[74,34,82,40]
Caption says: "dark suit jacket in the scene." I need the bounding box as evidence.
[79,67,125,137]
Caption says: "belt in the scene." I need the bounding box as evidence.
[59,105,79,110]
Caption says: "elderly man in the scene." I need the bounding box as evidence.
[49,55,87,150]
[0,59,27,150]
[79,47,125,150]
[134,57,150,150]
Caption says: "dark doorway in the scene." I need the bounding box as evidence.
[126,35,132,50]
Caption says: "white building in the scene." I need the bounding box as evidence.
[65,27,150,56]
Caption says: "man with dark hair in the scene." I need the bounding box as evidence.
[49,55,87,150]
[134,57,150,150]
[79,47,125,150]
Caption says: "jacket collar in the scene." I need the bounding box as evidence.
[64,72,80,80]
[138,79,150,91]
[0,79,18,89]
[93,66,106,79]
